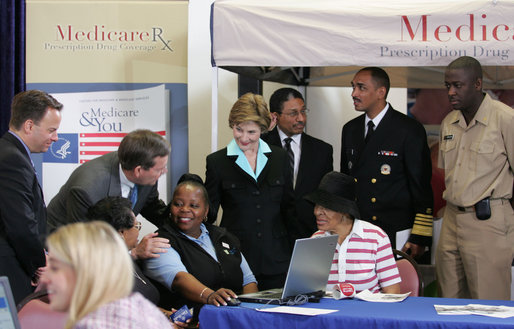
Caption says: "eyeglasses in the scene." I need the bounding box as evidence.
[133,221,142,231]
[279,108,310,118]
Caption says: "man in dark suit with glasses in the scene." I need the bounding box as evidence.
[263,88,333,245]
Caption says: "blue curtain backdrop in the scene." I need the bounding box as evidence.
[0,0,25,135]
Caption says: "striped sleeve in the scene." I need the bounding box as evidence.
[375,232,401,288]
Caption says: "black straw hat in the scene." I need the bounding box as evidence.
[304,171,360,219]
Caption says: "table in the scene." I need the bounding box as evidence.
[198,296,514,329]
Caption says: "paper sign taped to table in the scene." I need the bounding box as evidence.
[354,289,410,302]
[434,304,514,318]
[256,306,338,316]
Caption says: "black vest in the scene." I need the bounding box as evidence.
[153,222,244,311]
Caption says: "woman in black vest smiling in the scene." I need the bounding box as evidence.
[145,174,258,322]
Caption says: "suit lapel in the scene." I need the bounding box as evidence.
[4,133,44,196]
[227,154,258,186]
[368,106,396,148]
[350,115,366,165]
[226,144,275,186]
[296,133,310,190]
[256,152,272,186]
[108,152,122,196]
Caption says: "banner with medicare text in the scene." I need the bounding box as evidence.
[212,0,514,67]
[42,85,167,202]
[27,1,188,221]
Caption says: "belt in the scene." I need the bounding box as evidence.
[455,199,508,212]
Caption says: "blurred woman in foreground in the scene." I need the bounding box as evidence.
[42,221,174,329]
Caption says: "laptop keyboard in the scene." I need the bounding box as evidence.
[263,291,283,299]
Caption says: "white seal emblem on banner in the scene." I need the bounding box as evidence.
[50,138,72,160]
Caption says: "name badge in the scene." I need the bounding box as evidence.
[444,135,454,140]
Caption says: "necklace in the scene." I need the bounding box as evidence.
[134,271,147,285]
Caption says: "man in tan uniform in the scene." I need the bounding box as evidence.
[436,56,514,300]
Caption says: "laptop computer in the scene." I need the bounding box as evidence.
[0,277,22,329]
[238,234,338,304]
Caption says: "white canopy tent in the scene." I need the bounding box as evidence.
[211,0,514,88]
[210,0,514,150]
[208,1,514,283]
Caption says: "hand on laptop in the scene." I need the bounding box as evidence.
[206,288,238,307]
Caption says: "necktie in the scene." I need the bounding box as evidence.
[283,137,295,186]
[129,185,138,209]
[365,121,375,144]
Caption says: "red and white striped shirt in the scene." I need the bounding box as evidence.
[312,219,401,293]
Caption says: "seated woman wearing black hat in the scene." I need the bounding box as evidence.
[144,174,258,323]
[305,171,401,294]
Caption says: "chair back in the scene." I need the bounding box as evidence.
[393,249,424,296]
[17,290,67,329]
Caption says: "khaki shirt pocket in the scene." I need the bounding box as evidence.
[469,141,494,173]
[440,138,457,168]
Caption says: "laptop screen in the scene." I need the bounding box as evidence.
[0,277,21,329]
[238,234,338,304]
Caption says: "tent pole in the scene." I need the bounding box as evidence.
[211,67,219,153]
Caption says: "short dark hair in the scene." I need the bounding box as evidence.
[86,196,134,231]
[358,67,390,98]
[446,56,483,81]
[174,174,209,204]
[118,129,171,170]
[177,173,204,185]
[269,88,304,114]
[9,90,63,130]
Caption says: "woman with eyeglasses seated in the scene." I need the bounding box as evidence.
[41,221,174,329]
[86,196,160,305]
[305,171,401,294]
[145,174,258,324]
